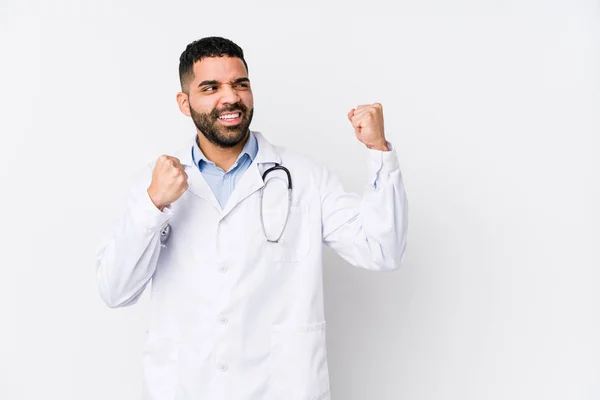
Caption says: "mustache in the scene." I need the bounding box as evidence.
[211,103,248,118]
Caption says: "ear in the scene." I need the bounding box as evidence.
[176,92,191,117]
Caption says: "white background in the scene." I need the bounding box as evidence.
[1,0,599,399]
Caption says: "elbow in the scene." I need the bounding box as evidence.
[359,216,408,272]
[387,238,408,271]
[101,295,122,309]
[371,258,402,272]
[96,262,120,308]
[98,281,126,309]
[96,267,141,309]
[390,240,407,271]
[99,289,122,309]
[382,227,408,271]
[381,260,402,272]
[98,284,140,309]
[366,238,407,272]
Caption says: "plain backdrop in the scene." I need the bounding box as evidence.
[1,0,599,399]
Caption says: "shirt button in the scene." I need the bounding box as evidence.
[219,266,228,273]
[219,316,229,325]
[218,363,228,372]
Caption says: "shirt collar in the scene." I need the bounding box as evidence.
[174,130,280,168]
[192,130,259,170]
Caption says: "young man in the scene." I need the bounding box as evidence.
[96,36,408,399]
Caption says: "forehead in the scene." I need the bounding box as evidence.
[192,56,248,82]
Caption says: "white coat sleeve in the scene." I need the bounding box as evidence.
[320,143,408,271]
[95,165,172,308]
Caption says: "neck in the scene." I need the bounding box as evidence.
[196,130,249,172]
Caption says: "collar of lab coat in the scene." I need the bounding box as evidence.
[171,130,282,215]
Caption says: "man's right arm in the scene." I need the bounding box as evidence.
[95,155,188,308]
[95,164,173,308]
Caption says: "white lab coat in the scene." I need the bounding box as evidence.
[96,131,408,400]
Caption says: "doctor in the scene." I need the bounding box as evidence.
[96,36,408,399]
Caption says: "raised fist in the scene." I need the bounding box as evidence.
[147,155,189,211]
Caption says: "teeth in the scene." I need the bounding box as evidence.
[219,112,240,120]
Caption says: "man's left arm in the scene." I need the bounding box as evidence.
[320,103,408,271]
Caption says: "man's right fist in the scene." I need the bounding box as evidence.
[147,155,189,211]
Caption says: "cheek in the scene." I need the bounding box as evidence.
[239,92,253,107]
[190,97,215,114]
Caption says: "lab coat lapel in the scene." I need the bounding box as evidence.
[186,166,222,210]
[171,139,222,211]
[221,131,282,217]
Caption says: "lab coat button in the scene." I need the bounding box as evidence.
[219,266,228,273]
[219,363,228,372]
[219,316,229,325]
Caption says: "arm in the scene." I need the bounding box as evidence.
[95,165,173,308]
[321,143,408,271]
[96,155,188,308]
[320,103,408,271]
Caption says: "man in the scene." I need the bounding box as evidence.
[96,36,408,399]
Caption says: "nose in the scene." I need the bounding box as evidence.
[220,83,241,105]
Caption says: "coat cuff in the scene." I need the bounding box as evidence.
[129,187,173,232]
[367,141,400,188]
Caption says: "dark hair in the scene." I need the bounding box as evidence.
[178,36,248,92]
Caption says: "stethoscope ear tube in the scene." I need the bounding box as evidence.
[262,164,292,190]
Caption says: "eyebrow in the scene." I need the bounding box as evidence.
[198,77,250,87]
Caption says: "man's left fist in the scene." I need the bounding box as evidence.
[347,103,388,151]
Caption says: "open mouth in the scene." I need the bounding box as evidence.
[217,111,242,125]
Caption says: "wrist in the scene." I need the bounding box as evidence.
[147,188,165,211]
[366,140,389,151]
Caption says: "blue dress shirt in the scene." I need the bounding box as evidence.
[191,131,259,209]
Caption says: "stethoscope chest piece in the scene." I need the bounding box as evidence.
[160,224,171,245]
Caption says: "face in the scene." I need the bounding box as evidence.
[180,56,254,148]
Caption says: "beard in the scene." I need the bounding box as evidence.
[190,102,254,149]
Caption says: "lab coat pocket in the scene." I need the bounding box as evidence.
[268,321,330,400]
[263,205,311,263]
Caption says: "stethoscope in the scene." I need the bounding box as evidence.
[159,152,293,245]
[259,164,293,243]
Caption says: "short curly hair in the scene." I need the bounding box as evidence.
[179,37,248,93]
